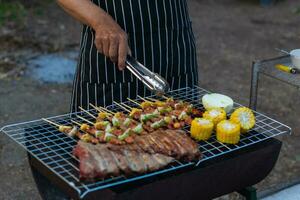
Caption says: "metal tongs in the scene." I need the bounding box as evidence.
[125,55,170,95]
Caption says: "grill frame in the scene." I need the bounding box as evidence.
[0,86,291,199]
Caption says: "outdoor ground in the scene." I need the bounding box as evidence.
[1,0,300,199]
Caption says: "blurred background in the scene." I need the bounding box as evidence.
[0,0,300,199]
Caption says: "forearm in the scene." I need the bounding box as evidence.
[56,0,108,29]
[57,0,129,69]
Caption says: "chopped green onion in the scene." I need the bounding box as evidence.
[133,123,143,134]
[95,130,104,138]
[104,132,116,142]
[151,119,167,129]
[112,116,120,127]
[179,111,188,120]
[164,116,172,124]
[157,106,173,114]
[140,113,159,122]
[123,118,132,127]
[105,124,112,133]
[118,128,131,140]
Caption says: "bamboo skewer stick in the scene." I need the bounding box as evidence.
[113,101,130,112]
[76,115,94,125]
[127,98,141,106]
[42,118,61,127]
[71,120,81,127]
[99,106,115,115]
[79,106,97,119]
[162,95,169,100]
[120,102,133,110]
[145,97,158,102]
[137,95,148,102]
[89,103,113,115]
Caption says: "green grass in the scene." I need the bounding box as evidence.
[0,2,26,26]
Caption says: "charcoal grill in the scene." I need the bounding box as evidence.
[0,86,291,199]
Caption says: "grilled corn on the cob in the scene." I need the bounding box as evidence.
[230,107,255,133]
[203,108,226,128]
[216,120,240,144]
[190,118,214,141]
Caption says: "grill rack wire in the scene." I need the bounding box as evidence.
[0,86,291,199]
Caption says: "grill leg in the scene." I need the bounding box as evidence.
[237,186,257,200]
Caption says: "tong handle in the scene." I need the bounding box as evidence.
[125,56,155,90]
[125,55,170,94]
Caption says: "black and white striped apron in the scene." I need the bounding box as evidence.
[71,0,199,112]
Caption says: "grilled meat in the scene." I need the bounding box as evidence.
[134,130,201,161]
[74,141,174,180]
[74,129,201,180]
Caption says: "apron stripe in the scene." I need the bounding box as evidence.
[146,0,154,72]
[71,0,199,112]
[87,82,90,109]
[162,0,169,79]
[137,0,146,66]
[128,0,135,82]
[89,30,94,82]
[94,83,98,107]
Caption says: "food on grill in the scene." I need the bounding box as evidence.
[216,120,241,144]
[74,141,174,180]
[74,129,201,180]
[44,97,204,146]
[230,107,256,133]
[58,125,78,137]
[202,93,234,113]
[203,108,227,128]
[190,118,214,141]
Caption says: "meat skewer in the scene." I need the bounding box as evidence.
[43,118,80,138]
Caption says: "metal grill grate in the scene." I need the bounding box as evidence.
[0,86,291,199]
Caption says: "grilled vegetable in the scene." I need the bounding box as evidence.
[202,93,234,113]
[157,106,172,114]
[154,101,166,107]
[105,124,113,133]
[216,120,240,144]
[58,125,72,133]
[95,130,104,138]
[151,119,167,129]
[104,132,116,142]
[186,105,193,114]
[123,118,132,127]
[164,116,172,124]
[133,123,143,134]
[178,111,188,120]
[230,107,255,133]
[98,112,109,120]
[94,121,110,130]
[190,118,214,141]
[80,124,90,131]
[67,126,78,137]
[173,122,181,129]
[141,101,153,109]
[174,101,184,110]
[118,128,131,140]
[81,133,93,143]
[203,108,226,128]
[129,108,142,117]
[140,113,159,122]
[112,116,120,127]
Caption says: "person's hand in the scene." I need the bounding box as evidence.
[93,14,129,70]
